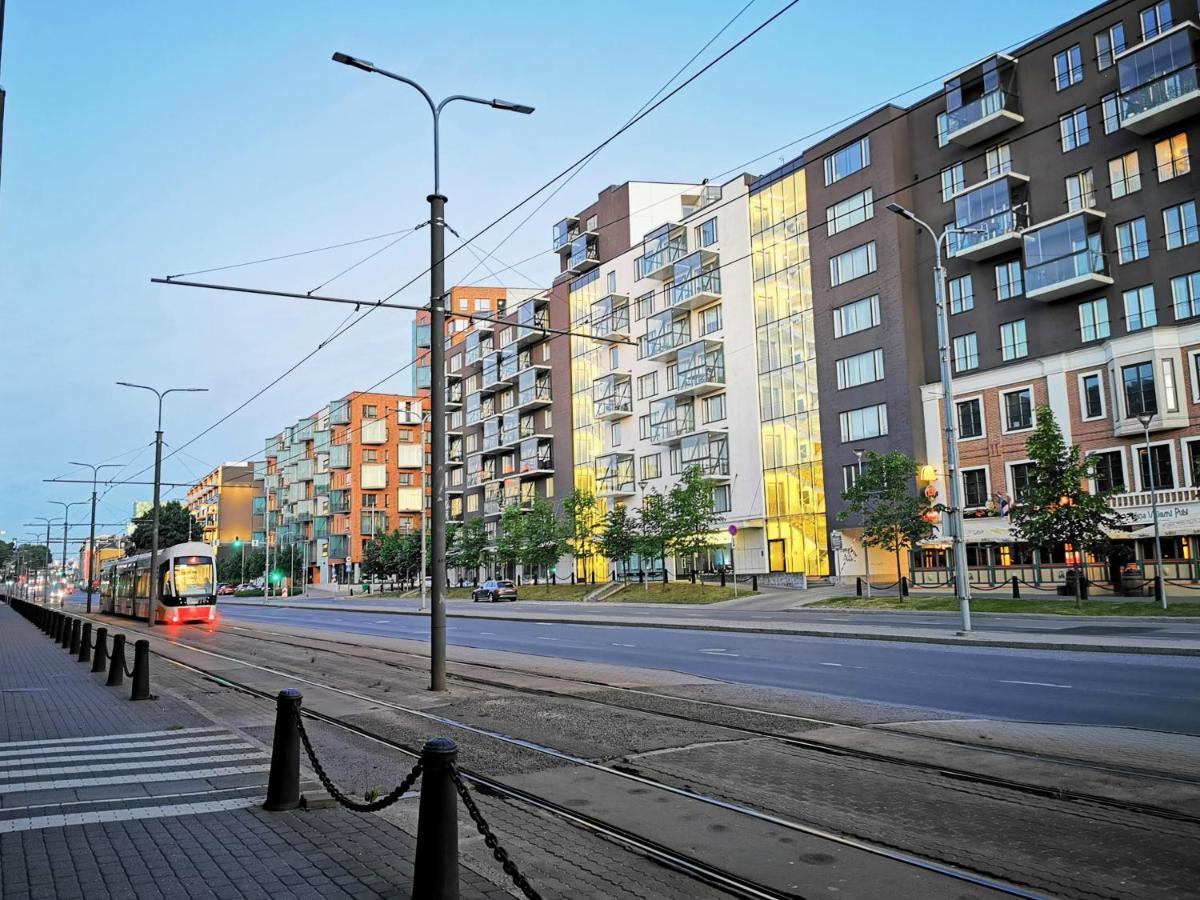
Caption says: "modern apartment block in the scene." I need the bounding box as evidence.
[259,391,427,585]
[185,462,261,557]
[413,286,509,394]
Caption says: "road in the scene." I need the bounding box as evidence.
[211,601,1200,734]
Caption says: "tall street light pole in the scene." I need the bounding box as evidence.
[332,51,533,691]
[886,203,984,634]
[1134,411,1168,609]
[117,382,208,625]
[70,461,121,613]
[49,501,87,592]
[852,448,872,599]
[32,517,57,603]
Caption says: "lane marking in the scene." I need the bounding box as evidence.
[0,764,271,794]
[0,727,223,751]
[0,752,265,781]
[537,637,558,641]
[0,742,260,767]
[611,643,636,648]
[699,649,740,657]
[0,797,262,835]
[999,680,1073,689]
[0,734,243,760]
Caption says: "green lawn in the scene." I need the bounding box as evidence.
[810,596,1200,617]
[447,583,598,601]
[606,582,744,604]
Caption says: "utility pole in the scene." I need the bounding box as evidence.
[1135,412,1168,609]
[32,517,56,603]
[49,501,86,595]
[70,461,120,613]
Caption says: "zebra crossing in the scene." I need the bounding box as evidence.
[0,726,272,834]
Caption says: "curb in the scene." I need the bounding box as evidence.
[218,600,1200,656]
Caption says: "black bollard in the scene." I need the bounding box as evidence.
[857,576,863,597]
[752,574,758,592]
[1011,575,1020,599]
[570,572,576,585]
[79,622,93,663]
[52,612,62,642]
[91,628,108,672]
[130,640,151,701]
[263,689,303,811]
[550,572,556,585]
[590,571,596,585]
[412,737,460,900]
[901,576,910,597]
[70,619,82,655]
[61,617,74,649]
[106,634,126,687]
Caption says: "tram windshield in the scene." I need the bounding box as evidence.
[173,556,215,596]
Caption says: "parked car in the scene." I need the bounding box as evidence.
[471,580,518,602]
[216,583,235,596]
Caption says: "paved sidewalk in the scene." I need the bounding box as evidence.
[0,601,509,900]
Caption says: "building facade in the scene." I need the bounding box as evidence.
[185,462,261,557]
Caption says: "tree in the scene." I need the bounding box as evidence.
[129,501,205,551]
[518,497,570,588]
[1010,405,1124,607]
[667,466,723,576]
[635,489,672,584]
[562,488,602,582]
[495,505,524,578]
[597,504,637,581]
[0,540,14,570]
[12,543,52,570]
[839,451,935,600]
[449,518,489,585]
[218,546,265,585]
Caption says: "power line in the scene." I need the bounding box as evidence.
[168,227,420,279]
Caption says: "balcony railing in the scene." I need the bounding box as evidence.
[649,399,696,444]
[1025,249,1111,300]
[596,453,635,496]
[565,234,599,275]
[517,377,552,410]
[553,216,578,253]
[636,236,688,281]
[943,89,1023,146]
[1117,25,1200,133]
[593,374,633,420]
[643,312,691,361]
[591,295,630,340]
[671,267,721,310]
[951,205,1029,260]
[680,433,730,480]
[1022,211,1113,302]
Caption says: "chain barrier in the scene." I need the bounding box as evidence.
[292,706,422,812]
[122,655,136,678]
[448,764,541,900]
[1164,579,1200,589]
[970,581,1011,592]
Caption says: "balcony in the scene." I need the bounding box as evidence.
[670,251,721,310]
[1117,24,1200,134]
[649,397,696,445]
[669,340,725,398]
[327,535,349,560]
[679,432,730,481]
[447,439,465,467]
[513,298,551,348]
[949,174,1030,261]
[480,354,506,392]
[500,411,522,449]
[643,309,691,362]
[681,184,722,217]
[590,294,630,340]
[940,54,1022,147]
[565,234,600,276]
[481,419,504,456]
[329,444,350,469]
[518,438,553,477]
[553,216,579,254]
[329,399,351,425]
[592,374,633,421]
[1022,210,1113,302]
[595,453,635,497]
[328,490,350,514]
[636,223,687,281]
[445,380,463,410]
[516,371,552,411]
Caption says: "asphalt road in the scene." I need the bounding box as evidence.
[213,602,1200,734]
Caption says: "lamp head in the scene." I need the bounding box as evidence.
[332,52,374,72]
[886,202,914,221]
[491,98,535,115]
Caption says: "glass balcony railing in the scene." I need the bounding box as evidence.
[1022,212,1113,300]
[649,398,696,444]
[636,238,688,281]
[553,217,577,252]
[1026,249,1110,297]
[328,490,350,514]
[944,89,1021,137]
[566,235,599,274]
[327,535,349,559]
[592,374,632,419]
[951,204,1029,258]
[328,399,351,425]
[671,267,721,309]
[680,433,730,479]
[329,444,350,468]
[643,312,691,360]
[591,295,630,339]
[519,438,553,475]
[596,453,635,495]
[1119,63,1199,131]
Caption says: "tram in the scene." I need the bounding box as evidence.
[99,541,218,624]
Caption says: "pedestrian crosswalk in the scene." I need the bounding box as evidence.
[0,726,272,834]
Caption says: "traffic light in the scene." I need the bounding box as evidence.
[232,537,242,549]
[270,569,284,585]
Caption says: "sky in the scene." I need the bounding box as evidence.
[0,0,1095,546]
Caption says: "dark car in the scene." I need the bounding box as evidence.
[216,583,235,596]
[471,580,517,602]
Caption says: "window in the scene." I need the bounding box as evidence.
[585,214,598,231]
[466,493,480,513]
[986,143,1012,178]
[1003,388,1033,431]
[1095,22,1126,70]
[833,295,880,337]
[713,484,731,514]
[1123,361,1157,416]
[363,448,378,462]
[1139,444,1174,490]
[1101,93,1120,135]
[962,470,989,508]
[702,394,726,423]
[842,464,860,492]
[995,260,1023,300]
[953,333,979,372]
[634,291,655,321]
[475,298,491,312]
[949,275,974,314]
[1163,358,1180,412]
[363,404,378,418]
[1065,169,1096,211]
[607,271,617,293]
[610,422,622,447]
[1060,108,1089,151]
[638,414,650,440]
[941,164,965,201]
[1091,451,1125,493]
[609,346,620,370]
[1009,462,1035,502]
[698,304,722,336]
[1108,152,1141,198]
[957,398,983,439]
[640,454,661,481]
[637,372,658,399]
[1079,298,1111,341]
[829,242,876,286]
[1155,133,1190,181]
[1054,44,1083,89]
[1116,218,1149,263]
[835,349,884,389]
[1081,372,1105,419]
[1164,201,1199,250]
[697,217,718,247]
[826,189,874,235]
[1000,320,1028,361]
[839,404,888,442]
[824,137,870,185]
[1172,272,1200,319]
[1140,1,1172,39]
[1123,286,1157,331]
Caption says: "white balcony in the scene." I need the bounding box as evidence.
[1116,24,1200,134]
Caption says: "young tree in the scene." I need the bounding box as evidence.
[129,501,205,551]
[635,489,672,584]
[449,518,489,585]
[667,466,723,578]
[495,505,524,579]
[518,497,570,589]
[1011,405,1125,607]
[597,504,638,580]
[839,451,934,601]
[562,488,602,582]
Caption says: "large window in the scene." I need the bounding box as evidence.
[829,242,876,286]
[1079,298,1111,341]
[949,274,974,314]
[941,163,965,201]
[1139,445,1174,490]
[953,333,979,372]
[1116,218,1150,264]
[697,217,718,247]
[1101,93,1121,134]
[1009,462,1035,502]
[1140,0,1173,39]
[826,189,874,235]
[1000,320,1028,361]
[702,393,726,423]
[1164,201,1199,250]
[1123,285,1157,331]
[1065,169,1096,211]
[835,349,884,389]
[1155,133,1191,181]
[1172,272,1200,319]
[839,404,888,442]
[957,398,983,439]
[638,371,658,399]
[1108,151,1142,198]
[1060,107,1090,152]
[824,137,870,185]
[1081,372,1105,419]
[698,304,723,336]
[1123,361,1157,416]
[996,260,1023,300]
[640,453,661,481]
[1091,451,1125,493]
[833,295,880,337]
[1095,22,1127,70]
[1003,388,1033,431]
[986,143,1013,178]
[1054,44,1084,90]
[962,469,989,508]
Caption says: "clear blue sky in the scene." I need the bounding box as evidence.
[0,0,1092,543]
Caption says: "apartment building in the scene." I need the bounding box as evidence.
[413,286,508,393]
[260,391,427,585]
[185,462,261,557]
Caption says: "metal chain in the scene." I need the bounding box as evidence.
[292,706,422,812]
[448,764,541,900]
[122,653,136,678]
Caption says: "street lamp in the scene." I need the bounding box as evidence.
[852,448,872,599]
[70,461,121,613]
[117,382,208,626]
[886,202,983,634]
[1133,410,1168,609]
[233,536,246,587]
[332,51,533,691]
[48,501,87,595]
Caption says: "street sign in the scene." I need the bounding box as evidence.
[829,530,843,550]
[728,525,738,536]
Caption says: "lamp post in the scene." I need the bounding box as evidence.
[49,501,87,597]
[31,518,57,603]
[117,382,208,625]
[886,203,983,633]
[70,461,121,613]
[233,536,246,587]
[332,52,533,691]
[852,448,873,599]
[1134,411,1168,609]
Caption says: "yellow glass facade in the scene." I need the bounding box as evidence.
[749,168,829,576]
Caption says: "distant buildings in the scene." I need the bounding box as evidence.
[185,462,261,556]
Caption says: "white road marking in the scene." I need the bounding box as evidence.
[699,649,740,657]
[0,727,222,751]
[820,662,843,667]
[611,643,636,648]
[0,752,265,780]
[0,797,262,835]
[999,680,1073,689]
[478,632,493,635]
[537,637,558,641]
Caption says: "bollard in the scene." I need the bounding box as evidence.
[130,640,151,701]
[70,619,82,655]
[61,617,74,649]
[79,622,93,663]
[638,570,644,584]
[752,574,758,592]
[1012,575,1020,599]
[91,628,108,672]
[106,634,126,687]
[720,569,727,587]
[902,576,910,597]
[51,612,62,641]
[857,576,863,597]
[263,689,303,811]
[412,737,460,900]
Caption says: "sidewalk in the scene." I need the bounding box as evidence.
[0,601,509,900]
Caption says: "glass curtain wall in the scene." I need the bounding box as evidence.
[569,269,611,580]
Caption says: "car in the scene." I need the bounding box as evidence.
[216,583,235,596]
[471,580,518,602]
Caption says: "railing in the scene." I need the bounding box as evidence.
[952,206,1028,253]
[593,396,633,417]
[636,241,687,280]
[671,269,721,307]
[592,306,630,338]
[1025,249,1108,295]
[644,323,691,358]
[674,362,724,392]
[944,88,1018,134]
[519,383,551,406]
[1120,64,1198,122]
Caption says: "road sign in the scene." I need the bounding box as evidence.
[728,525,738,536]
[829,530,843,550]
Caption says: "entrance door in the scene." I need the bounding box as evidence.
[768,539,786,573]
